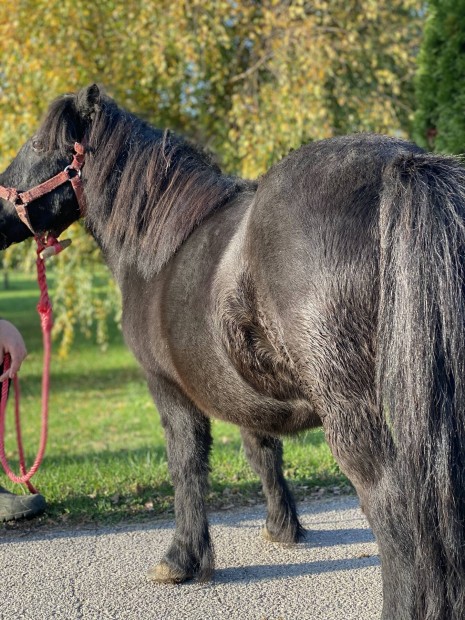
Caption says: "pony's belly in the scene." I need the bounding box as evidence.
[183,367,322,436]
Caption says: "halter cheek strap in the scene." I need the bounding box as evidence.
[0,142,86,235]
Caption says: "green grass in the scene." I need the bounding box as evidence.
[1,271,350,526]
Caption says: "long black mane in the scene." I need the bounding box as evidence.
[37,91,249,276]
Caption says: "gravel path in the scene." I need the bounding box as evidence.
[1,496,382,620]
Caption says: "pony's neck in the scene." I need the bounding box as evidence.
[83,109,242,279]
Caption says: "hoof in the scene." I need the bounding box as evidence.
[261,525,305,544]
[147,561,192,584]
[262,525,283,543]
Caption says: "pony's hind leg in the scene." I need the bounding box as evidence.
[146,376,213,583]
[240,428,305,543]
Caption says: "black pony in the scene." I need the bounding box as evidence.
[2,85,465,620]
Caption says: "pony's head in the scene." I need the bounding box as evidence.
[1,83,245,276]
[0,84,102,249]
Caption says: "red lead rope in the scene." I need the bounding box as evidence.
[0,236,57,494]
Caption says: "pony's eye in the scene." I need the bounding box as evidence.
[32,138,43,152]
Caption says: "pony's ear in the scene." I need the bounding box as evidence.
[76,84,102,120]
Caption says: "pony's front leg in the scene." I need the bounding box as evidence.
[147,376,213,583]
[240,428,305,543]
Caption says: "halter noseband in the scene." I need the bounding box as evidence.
[0,142,86,235]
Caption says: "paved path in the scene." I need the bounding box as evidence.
[1,496,382,620]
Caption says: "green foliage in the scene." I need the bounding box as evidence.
[0,1,423,350]
[414,0,465,153]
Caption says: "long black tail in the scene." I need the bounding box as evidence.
[379,153,465,619]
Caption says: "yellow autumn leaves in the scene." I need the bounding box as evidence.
[0,0,421,176]
[0,0,422,351]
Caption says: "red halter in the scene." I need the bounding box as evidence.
[0,142,86,235]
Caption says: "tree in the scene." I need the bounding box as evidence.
[414,0,465,153]
[0,1,422,352]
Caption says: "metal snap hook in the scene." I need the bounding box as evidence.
[64,165,81,178]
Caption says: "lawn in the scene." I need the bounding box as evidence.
[1,270,350,526]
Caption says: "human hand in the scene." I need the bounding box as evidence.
[0,320,27,382]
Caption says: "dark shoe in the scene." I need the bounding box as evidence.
[0,486,46,522]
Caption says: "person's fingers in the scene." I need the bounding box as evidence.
[8,359,21,377]
[1,343,27,379]
[8,345,27,377]
[0,369,10,382]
